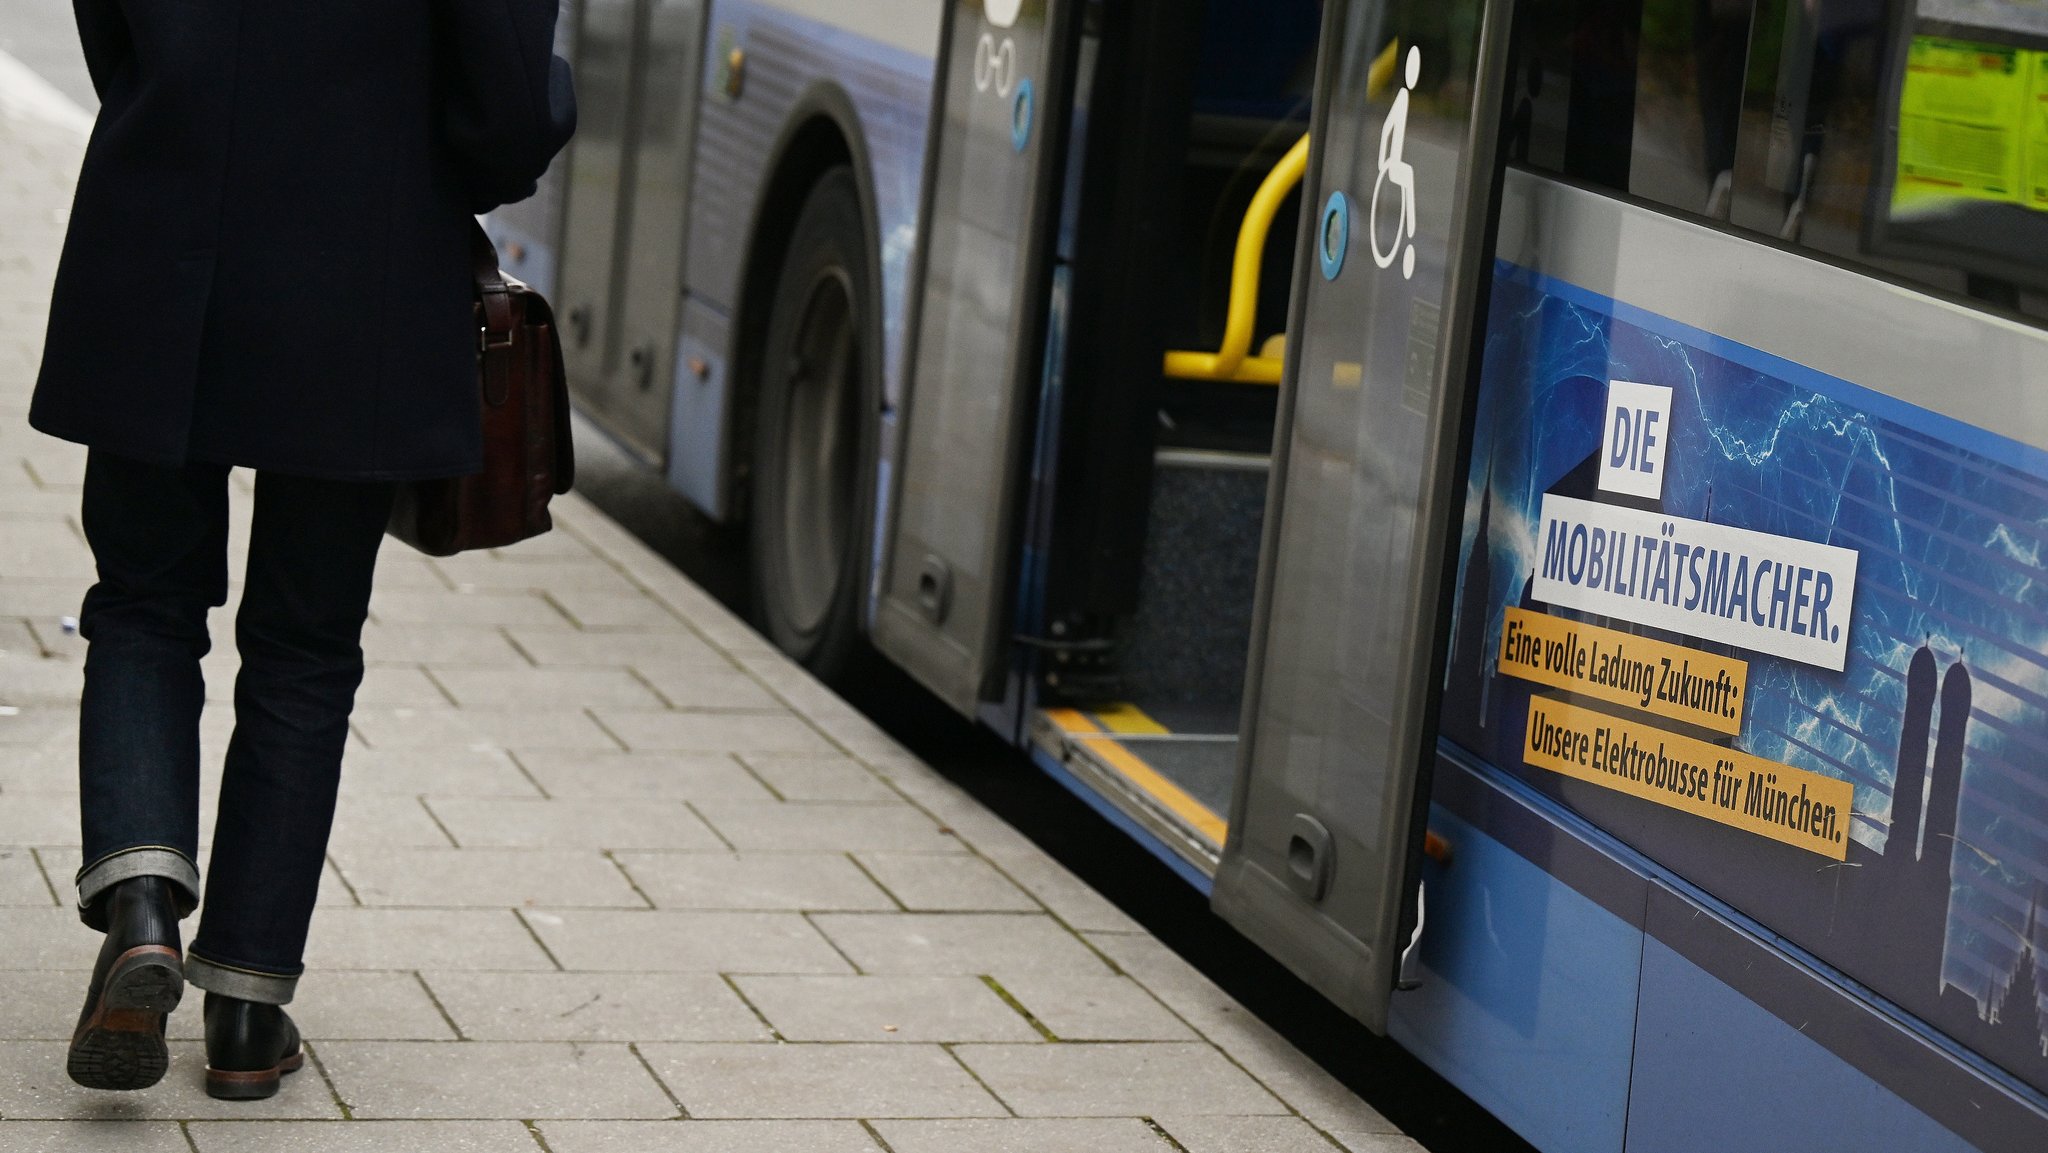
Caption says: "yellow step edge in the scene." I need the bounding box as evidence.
[1090,702,1170,736]
[1042,708,1228,846]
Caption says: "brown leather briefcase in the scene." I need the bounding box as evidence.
[387,223,575,556]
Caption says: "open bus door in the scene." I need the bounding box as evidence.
[1211,0,1513,1031]
[871,0,1080,714]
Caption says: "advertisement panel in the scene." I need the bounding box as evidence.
[1441,260,2048,1096]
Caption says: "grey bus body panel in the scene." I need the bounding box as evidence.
[667,297,733,513]
[507,0,940,520]
[484,1,578,300]
[1214,0,1515,1032]
[1497,167,2048,454]
[676,1,937,523]
[548,0,713,466]
[872,0,1077,713]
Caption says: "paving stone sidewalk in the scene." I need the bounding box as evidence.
[0,54,1420,1153]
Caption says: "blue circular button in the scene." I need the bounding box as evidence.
[1011,78,1035,153]
[1319,192,1349,281]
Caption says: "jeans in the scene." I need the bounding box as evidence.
[74,450,395,1004]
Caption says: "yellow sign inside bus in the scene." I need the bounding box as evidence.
[1894,35,2048,213]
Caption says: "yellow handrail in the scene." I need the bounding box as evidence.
[1160,39,1401,387]
[1161,131,1310,386]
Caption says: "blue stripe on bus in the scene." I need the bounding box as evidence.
[1387,801,1642,1153]
[1433,744,2048,1149]
[1625,935,1982,1153]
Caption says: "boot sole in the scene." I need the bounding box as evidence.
[205,1048,304,1100]
[67,945,184,1091]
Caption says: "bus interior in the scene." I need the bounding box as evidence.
[1020,0,1327,876]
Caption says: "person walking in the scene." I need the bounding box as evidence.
[29,2,575,1098]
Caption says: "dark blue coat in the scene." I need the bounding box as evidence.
[31,1,576,481]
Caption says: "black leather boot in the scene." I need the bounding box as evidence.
[67,875,184,1090]
[202,992,304,1100]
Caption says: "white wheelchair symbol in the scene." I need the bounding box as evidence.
[986,0,1023,29]
[1370,46,1422,280]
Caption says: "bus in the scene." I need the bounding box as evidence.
[489,1,2048,1148]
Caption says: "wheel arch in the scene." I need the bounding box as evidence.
[728,83,889,531]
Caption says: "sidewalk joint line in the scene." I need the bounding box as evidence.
[421,557,460,592]
[979,974,1059,1042]
[421,664,462,707]
[801,910,866,975]
[1144,1118,1196,1151]
[325,851,365,906]
[178,1120,202,1153]
[522,1119,558,1152]
[513,908,568,971]
[28,845,63,906]
[718,970,785,1041]
[628,1040,689,1118]
[301,1040,355,1119]
[844,852,909,912]
[729,752,786,801]
[975,855,1057,921]
[501,625,540,667]
[621,663,673,709]
[859,1118,901,1151]
[684,800,737,852]
[504,749,553,799]
[603,850,657,909]
[537,590,583,629]
[1309,1122,1359,1150]
[583,706,631,753]
[413,970,467,1040]
[419,796,462,848]
[940,1040,1017,1117]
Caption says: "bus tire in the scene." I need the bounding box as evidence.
[748,166,874,685]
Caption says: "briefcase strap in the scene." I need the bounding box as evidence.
[473,223,515,407]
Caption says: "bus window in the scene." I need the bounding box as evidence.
[1632,0,1752,217]
[1513,0,2048,322]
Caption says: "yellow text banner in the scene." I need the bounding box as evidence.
[1523,697,1851,860]
[1497,606,1747,735]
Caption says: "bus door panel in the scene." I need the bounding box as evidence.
[873,0,1079,713]
[1212,0,1513,1032]
[554,0,652,449]
[606,0,711,462]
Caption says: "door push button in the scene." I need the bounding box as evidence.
[1284,814,1333,903]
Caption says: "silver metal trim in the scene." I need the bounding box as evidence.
[1497,168,2048,453]
[1153,448,1273,473]
[751,0,944,59]
[1028,715,1222,878]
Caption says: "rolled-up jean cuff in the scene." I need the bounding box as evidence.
[184,952,300,1005]
[75,846,200,915]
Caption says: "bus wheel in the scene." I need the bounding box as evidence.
[749,167,872,684]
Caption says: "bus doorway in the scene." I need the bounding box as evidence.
[1029,0,1514,1034]
[999,0,1326,882]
